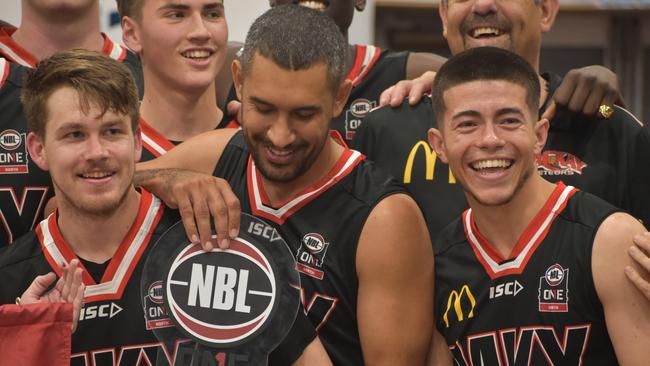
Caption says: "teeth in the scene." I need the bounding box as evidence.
[183,50,211,59]
[472,27,502,38]
[269,147,291,156]
[472,159,511,170]
[82,172,112,179]
[299,1,326,10]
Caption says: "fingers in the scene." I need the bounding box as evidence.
[626,233,650,300]
[215,179,241,249]
[554,66,622,116]
[379,86,395,107]
[541,100,556,121]
[20,272,57,304]
[175,182,202,246]
[226,100,241,118]
[71,282,85,333]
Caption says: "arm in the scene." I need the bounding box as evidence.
[291,338,332,366]
[356,193,434,365]
[592,212,650,364]
[135,128,240,249]
[427,328,453,366]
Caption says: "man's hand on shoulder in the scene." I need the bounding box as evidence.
[625,231,650,301]
[379,71,436,108]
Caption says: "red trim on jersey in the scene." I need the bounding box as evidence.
[0,27,38,67]
[247,143,365,224]
[0,58,10,88]
[36,190,165,301]
[344,45,382,87]
[0,29,126,67]
[329,130,348,148]
[225,119,241,129]
[463,182,577,279]
[100,33,127,62]
[140,117,176,158]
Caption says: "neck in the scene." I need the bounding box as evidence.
[261,137,344,205]
[468,174,556,259]
[13,3,103,62]
[140,77,222,141]
[56,188,141,263]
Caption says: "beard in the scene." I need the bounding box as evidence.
[461,162,534,207]
[54,177,132,218]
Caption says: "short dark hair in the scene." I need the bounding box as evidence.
[22,48,140,138]
[239,4,348,92]
[116,0,144,20]
[431,47,540,124]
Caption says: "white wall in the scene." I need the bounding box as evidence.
[0,0,373,46]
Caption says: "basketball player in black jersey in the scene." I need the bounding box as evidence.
[116,0,233,162]
[136,6,434,365]
[427,47,650,365]
[0,49,329,366]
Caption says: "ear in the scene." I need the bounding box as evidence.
[428,127,448,163]
[122,16,143,54]
[133,128,143,163]
[26,132,49,171]
[439,0,448,39]
[232,59,244,102]
[333,79,353,118]
[539,0,559,33]
[533,118,550,155]
[355,0,366,11]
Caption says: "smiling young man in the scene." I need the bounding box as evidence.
[136,6,434,365]
[427,47,650,366]
[117,0,234,161]
[0,49,327,365]
[352,0,650,242]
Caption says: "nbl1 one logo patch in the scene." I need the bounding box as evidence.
[295,233,330,280]
[166,239,276,347]
[0,129,29,174]
[538,263,569,312]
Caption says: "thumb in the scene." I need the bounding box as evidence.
[21,272,57,302]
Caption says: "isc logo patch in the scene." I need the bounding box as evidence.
[166,239,276,347]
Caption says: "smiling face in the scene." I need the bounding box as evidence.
[234,53,349,184]
[269,0,365,35]
[439,0,558,69]
[28,87,142,216]
[429,80,547,207]
[123,0,228,93]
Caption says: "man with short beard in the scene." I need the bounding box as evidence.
[137,6,434,365]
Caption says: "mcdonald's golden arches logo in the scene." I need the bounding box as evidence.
[443,285,476,328]
[403,141,456,184]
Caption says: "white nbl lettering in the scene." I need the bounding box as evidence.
[187,264,251,313]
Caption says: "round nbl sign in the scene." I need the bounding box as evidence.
[165,239,276,346]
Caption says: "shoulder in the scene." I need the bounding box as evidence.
[433,215,467,256]
[345,157,406,206]
[0,231,43,270]
[558,189,620,231]
[358,95,434,134]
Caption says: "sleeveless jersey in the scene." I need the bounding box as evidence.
[213,131,406,366]
[352,73,650,242]
[0,60,54,246]
[0,27,144,98]
[433,183,620,365]
[0,190,314,365]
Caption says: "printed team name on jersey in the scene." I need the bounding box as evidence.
[537,150,587,176]
[448,324,592,365]
[166,240,276,346]
[0,129,29,174]
[295,233,330,280]
[539,263,570,312]
[344,98,376,140]
[403,141,456,184]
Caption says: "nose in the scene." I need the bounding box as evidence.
[267,115,296,149]
[187,12,211,42]
[476,122,505,150]
[471,0,498,15]
[83,134,109,161]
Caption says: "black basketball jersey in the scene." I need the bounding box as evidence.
[0,60,54,246]
[351,95,466,242]
[433,183,620,365]
[539,72,650,227]
[0,27,144,98]
[352,73,650,242]
[139,114,236,162]
[214,131,405,366]
[0,190,313,365]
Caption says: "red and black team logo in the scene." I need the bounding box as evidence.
[166,239,276,346]
[538,263,570,312]
[295,233,330,280]
[0,129,29,174]
[142,213,300,364]
[537,150,587,176]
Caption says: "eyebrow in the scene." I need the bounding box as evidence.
[451,110,481,120]
[158,1,224,11]
[249,96,321,112]
[495,107,525,117]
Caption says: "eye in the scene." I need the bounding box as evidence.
[63,131,84,140]
[500,118,522,127]
[204,9,223,20]
[294,111,316,121]
[164,10,185,19]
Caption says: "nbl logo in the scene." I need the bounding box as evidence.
[538,263,569,312]
[295,233,330,280]
[0,130,21,150]
[166,239,276,346]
